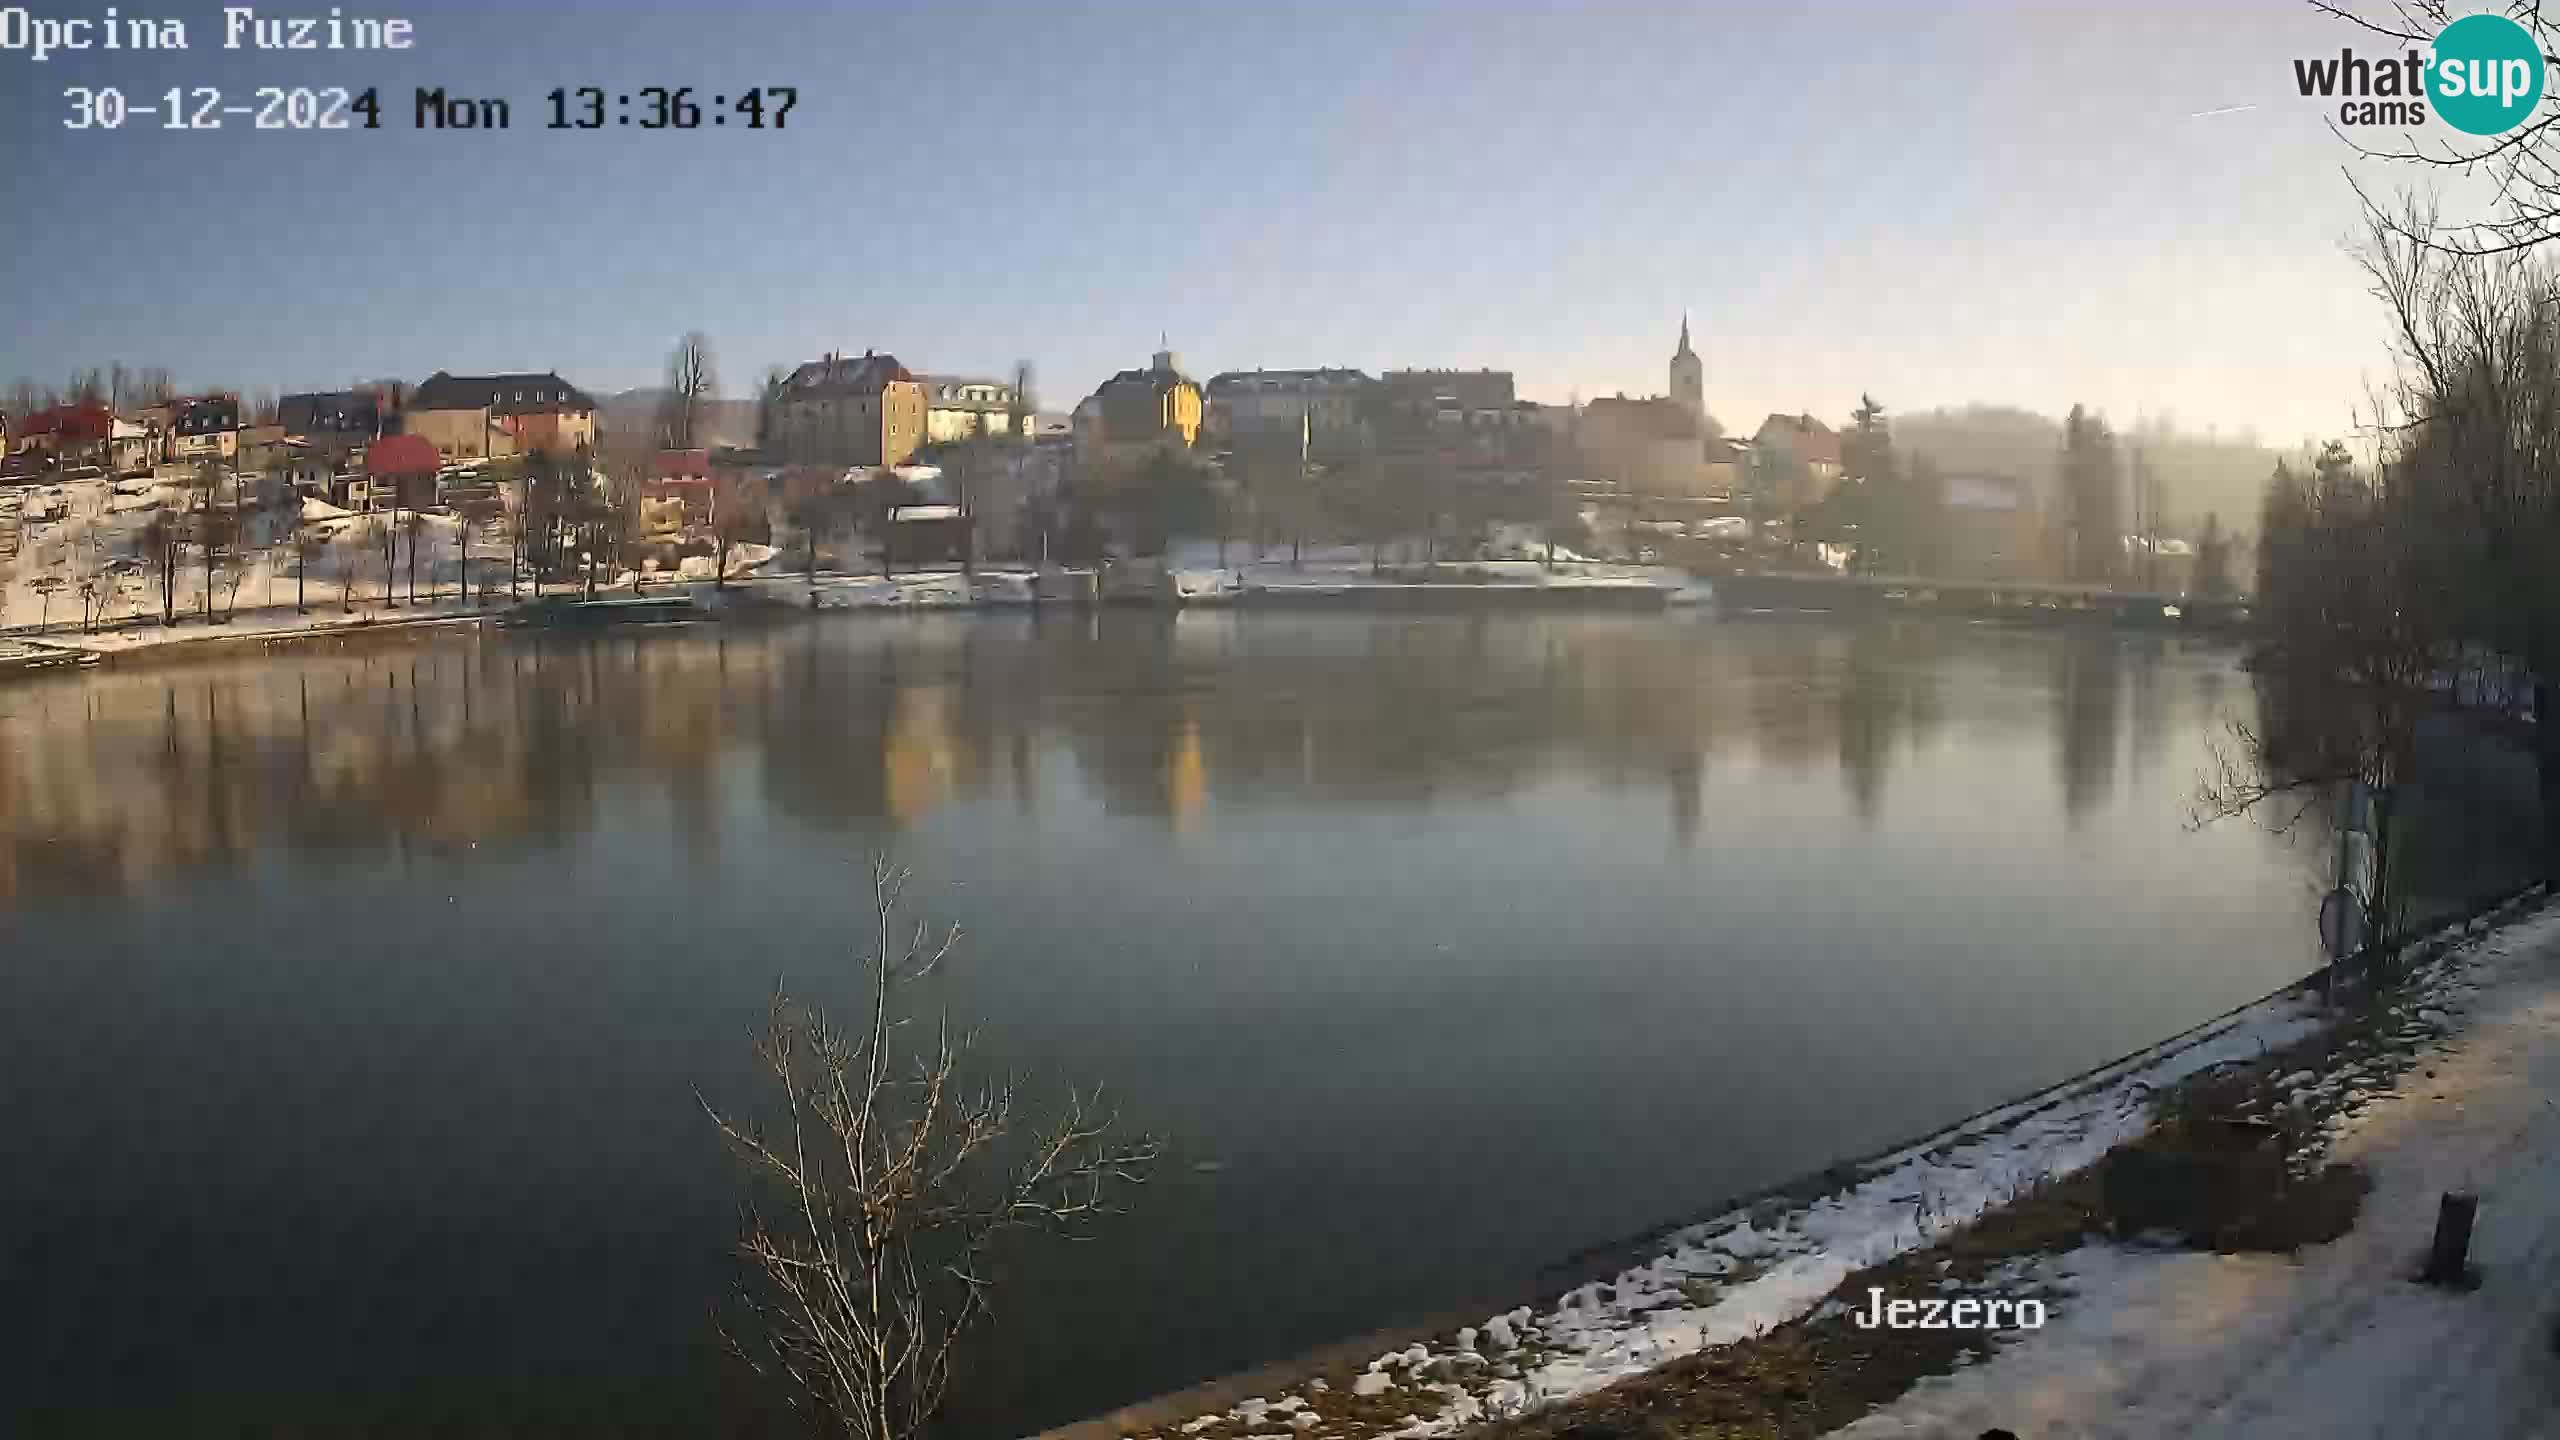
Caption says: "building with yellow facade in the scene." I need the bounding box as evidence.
[1084,343,1202,458]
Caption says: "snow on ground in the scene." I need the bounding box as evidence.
[1145,982,2336,1440]
[1833,902,2560,1439]
[3,476,504,636]
[745,570,1041,611]
[44,594,498,653]
[1152,541,1705,606]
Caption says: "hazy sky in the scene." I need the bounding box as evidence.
[0,1,2451,442]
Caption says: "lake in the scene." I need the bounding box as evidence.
[0,611,2350,1434]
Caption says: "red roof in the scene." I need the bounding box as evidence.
[366,433,441,477]
[19,403,112,444]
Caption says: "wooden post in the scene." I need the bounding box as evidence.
[2422,1190,2478,1285]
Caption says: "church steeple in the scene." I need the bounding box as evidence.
[1669,312,1704,426]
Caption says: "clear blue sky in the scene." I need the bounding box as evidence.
[0,0,2426,441]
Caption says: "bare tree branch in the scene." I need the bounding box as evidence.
[700,858,1160,1439]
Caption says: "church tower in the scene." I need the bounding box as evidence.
[1669,313,1704,425]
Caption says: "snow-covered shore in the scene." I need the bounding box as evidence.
[1103,894,2557,1440]
[1109,982,2341,1440]
[1836,898,2560,1439]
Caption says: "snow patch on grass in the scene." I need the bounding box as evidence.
[1134,977,2342,1440]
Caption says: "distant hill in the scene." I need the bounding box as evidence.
[598,388,759,450]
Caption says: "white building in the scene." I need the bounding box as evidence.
[915,374,1028,446]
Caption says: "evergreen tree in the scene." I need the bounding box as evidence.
[2061,404,2122,583]
[2192,511,2234,598]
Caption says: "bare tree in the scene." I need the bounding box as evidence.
[710,470,768,591]
[661,331,720,451]
[700,862,1158,1440]
[336,524,364,613]
[404,508,428,604]
[379,503,400,610]
[27,549,65,632]
[75,564,111,633]
[183,458,230,624]
[2360,200,2560,884]
[292,524,323,614]
[756,365,792,457]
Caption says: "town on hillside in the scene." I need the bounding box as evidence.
[0,321,2244,637]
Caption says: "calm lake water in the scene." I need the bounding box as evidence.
[2,611,2345,1434]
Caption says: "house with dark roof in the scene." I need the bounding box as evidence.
[405,371,597,460]
[278,388,396,443]
[1202,367,1373,457]
[167,395,242,464]
[772,351,927,467]
[1081,345,1202,460]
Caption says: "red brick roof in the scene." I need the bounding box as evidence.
[19,403,112,443]
[366,433,441,477]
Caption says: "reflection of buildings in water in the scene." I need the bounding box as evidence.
[2125,636,2170,781]
[0,641,720,902]
[884,686,960,826]
[0,615,2220,902]
[1010,732,1039,818]
[2054,630,2122,827]
[1164,715,1206,831]
[1727,620,1949,820]
[1667,742,1703,848]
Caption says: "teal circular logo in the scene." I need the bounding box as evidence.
[2429,14,2545,135]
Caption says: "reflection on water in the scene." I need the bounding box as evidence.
[0,616,2181,888]
[1,614,2338,1435]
